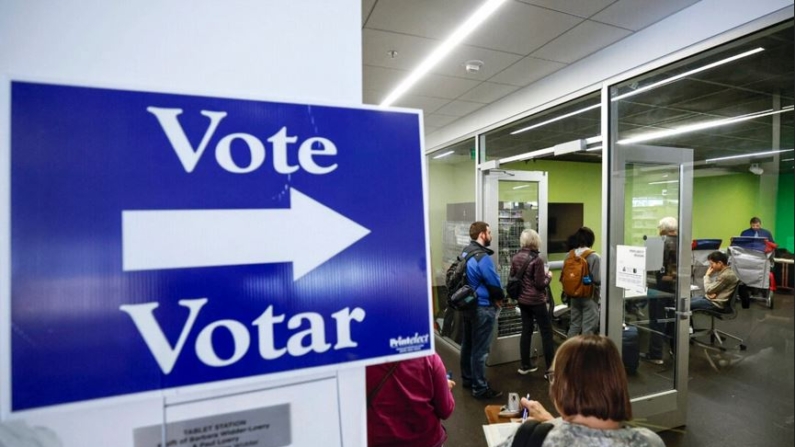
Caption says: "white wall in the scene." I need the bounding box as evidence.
[0,1,366,446]
[426,0,794,151]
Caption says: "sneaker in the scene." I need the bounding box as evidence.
[517,364,539,375]
[474,388,503,400]
[640,353,664,365]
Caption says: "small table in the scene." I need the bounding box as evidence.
[484,404,520,424]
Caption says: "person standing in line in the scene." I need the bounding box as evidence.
[496,335,665,447]
[566,227,601,337]
[366,353,455,447]
[740,216,775,242]
[460,221,505,399]
[646,216,678,365]
[511,229,555,378]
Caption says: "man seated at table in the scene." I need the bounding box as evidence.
[690,251,739,312]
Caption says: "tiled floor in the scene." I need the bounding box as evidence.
[435,292,794,447]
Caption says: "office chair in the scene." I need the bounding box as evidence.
[690,283,747,352]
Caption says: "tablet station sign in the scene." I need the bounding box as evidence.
[9,81,430,411]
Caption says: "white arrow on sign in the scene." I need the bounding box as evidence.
[122,188,371,280]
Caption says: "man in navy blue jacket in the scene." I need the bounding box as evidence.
[740,217,775,242]
[459,221,505,400]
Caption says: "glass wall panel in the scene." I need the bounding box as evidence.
[480,92,604,309]
[481,92,601,161]
[427,138,476,339]
[610,20,793,392]
[613,19,793,275]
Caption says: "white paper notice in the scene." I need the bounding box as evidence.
[617,245,647,294]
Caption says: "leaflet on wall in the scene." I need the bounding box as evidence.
[616,245,647,294]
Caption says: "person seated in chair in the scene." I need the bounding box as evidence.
[690,251,739,312]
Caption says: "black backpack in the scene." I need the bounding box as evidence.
[445,248,484,311]
[510,420,554,447]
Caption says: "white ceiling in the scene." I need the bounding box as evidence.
[362,0,702,135]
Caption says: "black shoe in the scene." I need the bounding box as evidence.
[517,363,539,375]
[474,388,503,400]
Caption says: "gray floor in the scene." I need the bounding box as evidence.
[435,292,794,447]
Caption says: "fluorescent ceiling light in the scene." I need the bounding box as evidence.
[612,47,765,101]
[586,145,603,152]
[511,104,600,135]
[783,158,794,162]
[379,0,508,107]
[648,180,679,185]
[432,150,455,159]
[618,106,794,145]
[512,185,530,190]
[705,148,793,163]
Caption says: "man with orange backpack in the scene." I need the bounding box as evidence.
[561,227,601,337]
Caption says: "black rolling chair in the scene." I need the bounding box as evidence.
[690,283,747,352]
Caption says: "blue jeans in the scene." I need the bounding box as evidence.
[648,296,676,359]
[567,297,599,337]
[460,306,498,396]
[690,296,726,312]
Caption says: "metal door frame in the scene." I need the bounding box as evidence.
[608,143,693,428]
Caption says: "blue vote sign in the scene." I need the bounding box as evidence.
[8,81,432,411]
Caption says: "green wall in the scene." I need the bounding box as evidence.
[775,172,794,252]
[427,161,476,284]
[503,160,602,302]
[693,172,791,250]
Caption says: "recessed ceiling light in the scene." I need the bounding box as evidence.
[464,60,483,73]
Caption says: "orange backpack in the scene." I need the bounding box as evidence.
[561,249,594,298]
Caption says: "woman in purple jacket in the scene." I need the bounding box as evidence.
[511,229,555,377]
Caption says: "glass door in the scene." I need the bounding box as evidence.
[483,170,548,284]
[481,170,548,365]
[607,143,693,429]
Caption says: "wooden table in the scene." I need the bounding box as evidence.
[484,404,520,424]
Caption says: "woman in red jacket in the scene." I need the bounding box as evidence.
[366,353,455,447]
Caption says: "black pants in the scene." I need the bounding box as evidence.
[517,302,555,371]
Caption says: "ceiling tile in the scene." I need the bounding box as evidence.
[433,44,524,80]
[591,0,701,31]
[388,93,451,115]
[434,99,486,117]
[362,0,376,26]
[465,1,583,55]
[363,29,437,70]
[516,0,617,18]
[363,65,407,93]
[459,82,521,103]
[489,56,567,86]
[409,72,481,100]
[425,114,461,128]
[364,0,483,39]
[531,20,631,64]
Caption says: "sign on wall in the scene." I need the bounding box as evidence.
[7,81,431,411]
